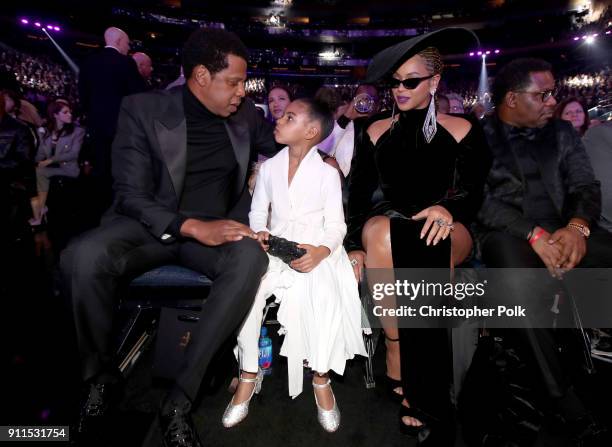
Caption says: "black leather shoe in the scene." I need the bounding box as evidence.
[159,402,203,447]
[77,381,123,433]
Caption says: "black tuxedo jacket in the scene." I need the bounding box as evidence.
[78,47,146,140]
[476,114,601,240]
[108,87,277,241]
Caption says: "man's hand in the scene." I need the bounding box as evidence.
[291,244,330,273]
[180,219,256,246]
[530,227,563,277]
[347,250,366,282]
[548,227,587,270]
[255,231,270,251]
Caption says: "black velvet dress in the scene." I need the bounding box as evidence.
[345,105,491,429]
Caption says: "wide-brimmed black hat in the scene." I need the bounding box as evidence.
[364,27,480,83]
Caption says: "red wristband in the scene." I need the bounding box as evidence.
[529,228,545,245]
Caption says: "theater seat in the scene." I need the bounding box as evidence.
[116,265,211,377]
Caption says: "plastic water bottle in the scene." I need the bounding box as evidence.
[259,327,273,375]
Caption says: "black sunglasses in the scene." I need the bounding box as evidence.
[386,75,435,90]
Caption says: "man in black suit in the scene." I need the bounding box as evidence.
[78,27,146,216]
[62,28,277,446]
[476,58,612,442]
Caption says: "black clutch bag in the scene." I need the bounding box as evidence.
[266,235,306,265]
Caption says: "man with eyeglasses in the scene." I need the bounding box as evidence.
[474,58,612,443]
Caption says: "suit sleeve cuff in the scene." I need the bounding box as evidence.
[167,214,189,239]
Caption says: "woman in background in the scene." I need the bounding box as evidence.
[554,97,590,137]
[30,100,84,225]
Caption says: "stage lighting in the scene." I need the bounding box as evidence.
[573,37,580,41]
[586,35,595,44]
[34,22,41,27]
[47,25,53,30]
[494,49,500,54]
[477,51,482,55]
[486,50,491,55]
[469,52,475,56]
[21,19,28,25]
[54,26,60,31]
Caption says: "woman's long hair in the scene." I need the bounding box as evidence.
[45,100,74,137]
[553,97,590,136]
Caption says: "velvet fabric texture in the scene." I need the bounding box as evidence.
[345,106,491,253]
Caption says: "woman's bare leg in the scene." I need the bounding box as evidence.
[363,218,472,427]
[362,216,403,397]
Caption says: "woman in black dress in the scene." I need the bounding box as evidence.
[345,28,491,445]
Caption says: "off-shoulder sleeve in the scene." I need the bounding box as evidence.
[344,126,380,252]
[436,120,492,225]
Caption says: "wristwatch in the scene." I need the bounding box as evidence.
[567,223,590,238]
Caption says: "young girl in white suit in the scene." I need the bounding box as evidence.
[222,98,366,432]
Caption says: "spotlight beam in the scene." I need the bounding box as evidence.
[41,28,79,75]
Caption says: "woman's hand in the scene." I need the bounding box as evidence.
[412,205,454,246]
[255,231,270,251]
[291,245,330,273]
[38,159,54,168]
[347,250,366,282]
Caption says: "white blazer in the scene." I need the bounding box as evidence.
[249,146,346,254]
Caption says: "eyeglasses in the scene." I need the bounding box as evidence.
[515,88,558,102]
[387,75,434,90]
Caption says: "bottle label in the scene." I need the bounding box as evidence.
[259,345,272,369]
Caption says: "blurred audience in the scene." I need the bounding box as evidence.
[446,92,465,114]
[437,94,450,114]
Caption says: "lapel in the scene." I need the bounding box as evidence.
[530,122,563,213]
[287,147,319,210]
[484,116,524,183]
[154,88,186,200]
[225,112,251,197]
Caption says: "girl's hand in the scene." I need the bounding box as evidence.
[412,205,454,246]
[291,244,330,273]
[256,231,270,251]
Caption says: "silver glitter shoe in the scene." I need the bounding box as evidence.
[312,377,341,432]
[221,369,263,428]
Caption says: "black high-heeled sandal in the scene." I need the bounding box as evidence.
[399,405,430,437]
[383,334,403,403]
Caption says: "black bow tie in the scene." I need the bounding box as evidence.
[508,126,539,141]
